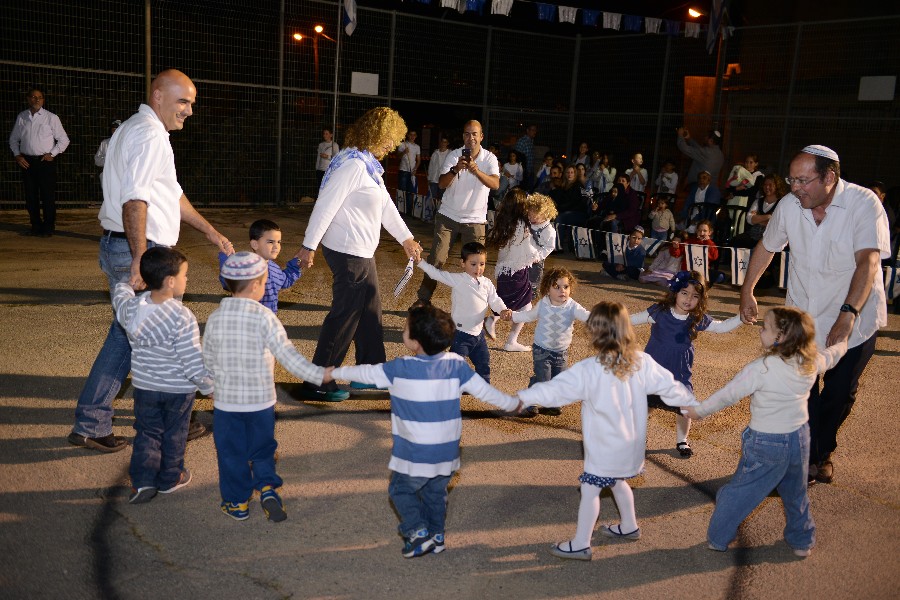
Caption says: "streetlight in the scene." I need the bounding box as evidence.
[293,25,335,91]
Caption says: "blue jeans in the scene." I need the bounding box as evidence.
[530,344,567,386]
[707,425,815,552]
[388,471,452,538]
[213,407,282,504]
[73,235,159,438]
[398,170,415,214]
[451,330,490,382]
[130,389,194,489]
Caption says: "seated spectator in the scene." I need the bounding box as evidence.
[731,173,786,249]
[573,142,590,166]
[552,165,589,252]
[533,152,555,190]
[654,160,678,195]
[625,152,648,194]
[680,170,721,227]
[648,196,676,240]
[498,150,523,200]
[724,154,764,207]
[610,174,643,234]
[593,152,616,194]
[535,164,562,196]
[670,219,725,284]
[601,226,647,280]
[640,230,689,287]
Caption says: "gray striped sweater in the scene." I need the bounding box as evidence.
[112,283,214,395]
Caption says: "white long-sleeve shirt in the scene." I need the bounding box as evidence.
[302,157,412,258]
[694,342,848,433]
[417,262,507,335]
[518,352,698,477]
[9,108,69,157]
[630,309,743,333]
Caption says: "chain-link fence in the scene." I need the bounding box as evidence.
[2,0,897,208]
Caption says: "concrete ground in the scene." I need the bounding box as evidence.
[0,207,898,600]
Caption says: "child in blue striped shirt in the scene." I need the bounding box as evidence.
[218,219,301,313]
[326,305,522,558]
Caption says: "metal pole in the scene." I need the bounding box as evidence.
[332,0,341,159]
[651,34,672,198]
[387,12,396,106]
[144,0,151,99]
[275,0,285,205]
[565,34,581,160]
[481,26,492,133]
[779,22,803,172]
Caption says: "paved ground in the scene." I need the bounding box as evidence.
[1,207,898,600]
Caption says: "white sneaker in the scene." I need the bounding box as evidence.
[484,315,497,340]
[503,341,531,352]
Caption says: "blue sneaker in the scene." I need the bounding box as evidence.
[300,386,349,402]
[402,529,435,558]
[260,486,287,522]
[350,381,387,391]
[221,500,250,521]
[431,533,445,554]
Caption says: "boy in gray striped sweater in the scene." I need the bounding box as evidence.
[112,247,213,504]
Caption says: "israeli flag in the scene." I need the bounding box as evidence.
[413,194,423,219]
[730,247,751,286]
[553,224,564,251]
[395,189,406,213]
[684,243,709,283]
[640,236,665,256]
[422,196,435,223]
[575,227,594,259]
[486,210,495,231]
[605,233,627,265]
[885,264,900,300]
[343,0,358,36]
[779,250,790,289]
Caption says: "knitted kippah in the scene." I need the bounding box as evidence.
[801,145,839,162]
[221,251,267,280]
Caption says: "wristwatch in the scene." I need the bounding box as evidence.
[448,166,458,176]
[839,303,859,317]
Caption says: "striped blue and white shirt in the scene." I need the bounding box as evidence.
[332,352,519,478]
[112,283,213,395]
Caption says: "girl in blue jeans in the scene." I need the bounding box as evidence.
[683,307,848,557]
[507,267,590,417]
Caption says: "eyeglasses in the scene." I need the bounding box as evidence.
[29,95,44,100]
[785,176,821,187]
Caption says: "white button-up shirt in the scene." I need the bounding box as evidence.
[98,104,183,246]
[9,108,69,157]
[437,146,500,224]
[762,179,890,349]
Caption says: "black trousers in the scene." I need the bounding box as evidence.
[22,155,57,234]
[310,246,386,390]
[808,332,877,464]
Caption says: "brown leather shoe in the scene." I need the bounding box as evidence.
[815,460,834,484]
[80,434,128,453]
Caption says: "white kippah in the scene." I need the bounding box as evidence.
[801,145,839,162]
[221,251,267,280]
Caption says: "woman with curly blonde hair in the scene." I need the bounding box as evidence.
[295,107,423,402]
[684,306,848,557]
[518,301,698,561]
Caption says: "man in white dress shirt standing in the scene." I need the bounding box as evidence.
[9,87,70,237]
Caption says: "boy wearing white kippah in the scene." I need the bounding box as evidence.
[203,252,325,522]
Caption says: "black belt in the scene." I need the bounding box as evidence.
[103,229,128,239]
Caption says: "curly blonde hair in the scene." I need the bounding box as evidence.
[344,107,408,154]
[525,193,558,222]
[587,301,640,381]
[763,307,818,376]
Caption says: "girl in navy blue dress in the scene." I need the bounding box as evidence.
[630,271,742,457]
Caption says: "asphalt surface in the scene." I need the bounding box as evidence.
[1,207,898,600]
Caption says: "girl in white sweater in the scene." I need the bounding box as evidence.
[683,307,847,557]
[518,301,698,561]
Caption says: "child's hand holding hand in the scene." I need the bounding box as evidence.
[681,406,700,420]
[499,309,513,321]
[322,366,335,384]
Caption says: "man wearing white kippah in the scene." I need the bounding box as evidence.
[740,145,890,485]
